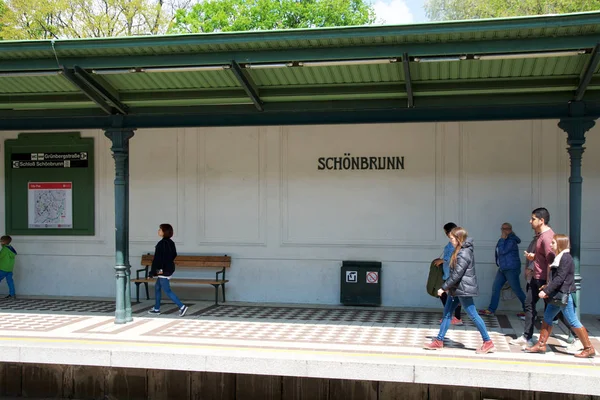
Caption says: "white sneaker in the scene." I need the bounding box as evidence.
[510,335,534,347]
[566,339,583,354]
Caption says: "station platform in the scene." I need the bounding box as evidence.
[0,297,598,399]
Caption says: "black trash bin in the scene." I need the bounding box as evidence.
[340,260,382,306]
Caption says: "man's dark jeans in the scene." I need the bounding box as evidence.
[524,278,546,339]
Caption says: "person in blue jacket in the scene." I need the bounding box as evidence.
[479,223,526,318]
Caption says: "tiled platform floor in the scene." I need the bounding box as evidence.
[1,297,599,396]
[0,297,598,362]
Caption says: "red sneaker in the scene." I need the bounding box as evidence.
[451,317,464,325]
[476,340,496,354]
[424,339,444,350]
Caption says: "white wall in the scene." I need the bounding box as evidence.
[1,120,599,314]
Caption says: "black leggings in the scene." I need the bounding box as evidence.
[440,291,462,319]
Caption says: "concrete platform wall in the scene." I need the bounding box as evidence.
[2,120,600,313]
[0,362,598,400]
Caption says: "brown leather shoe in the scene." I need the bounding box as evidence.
[525,322,552,353]
[572,327,596,358]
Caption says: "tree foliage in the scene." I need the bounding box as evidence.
[0,0,375,39]
[0,0,191,39]
[425,0,600,22]
[169,0,376,34]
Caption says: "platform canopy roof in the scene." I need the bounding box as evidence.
[1,11,600,130]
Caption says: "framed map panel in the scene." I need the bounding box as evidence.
[4,133,95,236]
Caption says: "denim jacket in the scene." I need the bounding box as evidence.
[442,242,454,281]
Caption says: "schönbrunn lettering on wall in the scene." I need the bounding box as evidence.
[317,154,405,171]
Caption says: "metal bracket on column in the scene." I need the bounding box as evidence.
[402,53,414,108]
[231,61,264,111]
[574,44,600,101]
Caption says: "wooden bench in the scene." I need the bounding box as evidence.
[131,254,231,305]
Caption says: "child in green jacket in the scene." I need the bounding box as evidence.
[0,235,17,299]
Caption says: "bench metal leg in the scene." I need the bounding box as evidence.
[144,282,150,300]
[211,284,220,305]
[221,283,226,303]
[134,282,141,303]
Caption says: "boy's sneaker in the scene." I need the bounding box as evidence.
[566,339,583,354]
[510,335,534,347]
[179,305,188,317]
[476,340,496,354]
[517,312,526,320]
[147,309,160,315]
[451,317,464,326]
[424,339,444,350]
[4,295,14,299]
[478,309,494,316]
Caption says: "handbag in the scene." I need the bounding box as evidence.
[426,259,444,298]
[548,291,569,306]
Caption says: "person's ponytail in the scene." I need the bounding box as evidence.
[449,227,468,268]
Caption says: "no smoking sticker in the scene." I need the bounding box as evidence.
[366,271,379,284]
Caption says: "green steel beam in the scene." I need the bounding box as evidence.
[2,35,600,72]
[575,44,600,101]
[1,103,597,132]
[61,67,115,115]
[2,93,584,119]
[3,12,600,57]
[403,53,414,108]
[230,61,263,111]
[2,93,600,121]
[1,101,600,132]
[72,66,129,115]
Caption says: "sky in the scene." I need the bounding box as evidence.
[371,0,428,25]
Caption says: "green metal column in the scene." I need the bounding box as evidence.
[558,111,596,319]
[105,128,135,324]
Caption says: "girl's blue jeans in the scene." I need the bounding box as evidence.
[154,277,184,310]
[437,295,491,342]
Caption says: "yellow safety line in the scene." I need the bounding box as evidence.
[0,336,598,371]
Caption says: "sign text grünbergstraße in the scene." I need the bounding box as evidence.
[11,152,88,168]
[318,154,405,170]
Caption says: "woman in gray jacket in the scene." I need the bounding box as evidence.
[424,227,496,354]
